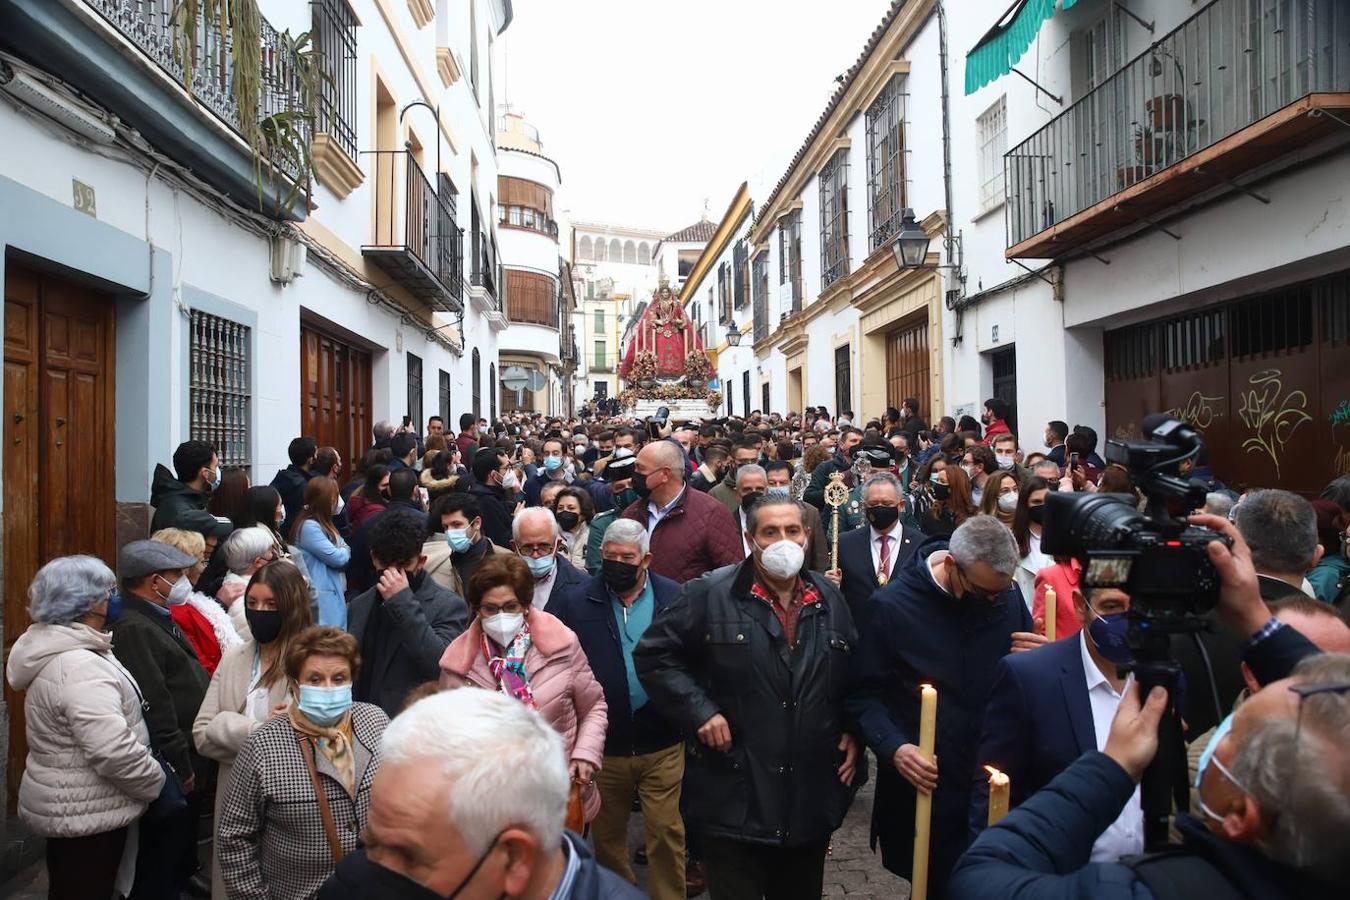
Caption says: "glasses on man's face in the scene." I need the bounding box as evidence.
[955,563,997,602]
[516,543,556,558]
[480,599,524,616]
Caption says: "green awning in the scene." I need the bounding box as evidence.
[964,0,1078,95]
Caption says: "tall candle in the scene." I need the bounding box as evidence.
[985,765,1010,826]
[911,684,938,900]
[1044,587,1057,642]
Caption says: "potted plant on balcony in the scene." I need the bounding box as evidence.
[684,350,713,389]
[631,351,658,388]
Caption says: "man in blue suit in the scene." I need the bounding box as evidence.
[825,471,924,628]
[550,518,686,900]
[970,585,1145,862]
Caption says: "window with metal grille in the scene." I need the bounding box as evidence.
[819,149,850,290]
[752,252,769,343]
[189,310,251,469]
[594,341,606,370]
[732,240,748,311]
[743,371,751,418]
[439,369,451,424]
[976,96,1007,214]
[835,345,851,417]
[867,74,907,252]
[762,382,770,415]
[406,352,423,430]
[472,349,481,419]
[778,210,803,311]
[594,306,605,334]
[717,262,731,324]
[489,363,497,422]
[313,0,358,161]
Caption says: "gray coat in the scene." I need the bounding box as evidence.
[347,576,468,716]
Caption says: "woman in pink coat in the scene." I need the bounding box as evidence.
[439,553,608,820]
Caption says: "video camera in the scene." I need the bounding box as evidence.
[1039,414,1229,626]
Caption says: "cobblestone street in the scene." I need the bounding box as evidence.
[821,768,910,899]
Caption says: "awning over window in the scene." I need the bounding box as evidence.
[964,0,1078,95]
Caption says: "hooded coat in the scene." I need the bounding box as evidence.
[6,622,166,836]
[150,463,210,533]
[844,537,1031,896]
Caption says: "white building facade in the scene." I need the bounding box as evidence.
[0,0,511,822]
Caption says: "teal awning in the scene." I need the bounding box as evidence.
[964,0,1078,95]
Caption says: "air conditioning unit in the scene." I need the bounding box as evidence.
[269,235,307,283]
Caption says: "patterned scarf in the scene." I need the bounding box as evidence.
[481,623,537,710]
[289,706,356,796]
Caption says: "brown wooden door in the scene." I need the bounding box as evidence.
[300,321,372,471]
[885,313,930,421]
[3,263,115,811]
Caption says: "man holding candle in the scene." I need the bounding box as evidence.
[969,585,1146,861]
[634,497,864,900]
[846,516,1038,896]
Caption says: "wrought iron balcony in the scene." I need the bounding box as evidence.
[1005,0,1350,258]
[1,0,311,217]
[362,150,463,312]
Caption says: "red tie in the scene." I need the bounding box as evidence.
[878,534,891,583]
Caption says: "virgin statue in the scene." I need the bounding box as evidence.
[619,281,704,380]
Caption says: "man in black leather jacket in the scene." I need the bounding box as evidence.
[634,497,865,900]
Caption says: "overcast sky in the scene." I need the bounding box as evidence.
[498,0,895,233]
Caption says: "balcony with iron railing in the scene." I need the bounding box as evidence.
[1005,0,1350,259]
[0,0,312,218]
[362,150,463,312]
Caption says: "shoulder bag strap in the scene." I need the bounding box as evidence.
[298,735,345,864]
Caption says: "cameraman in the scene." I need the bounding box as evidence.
[949,514,1342,899]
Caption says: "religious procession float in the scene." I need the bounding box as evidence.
[617,280,721,421]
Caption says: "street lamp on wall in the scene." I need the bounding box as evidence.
[726,323,742,347]
[891,208,933,270]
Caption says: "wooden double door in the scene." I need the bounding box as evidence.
[300,320,372,473]
[3,262,116,810]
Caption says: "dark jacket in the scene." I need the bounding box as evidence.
[619,488,743,584]
[318,831,644,900]
[347,574,468,716]
[539,555,587,612]
[689,468,719,494]
[468,481,514,549]
[551,571,683,756]
[634,561,865,847]
[844,537,1032,894]
[346,501,429,597]
[109,595,211,785]
[836,523,923,627]
[524,469,569,507]
[270,463,315,537]
[968,634,1098,841]
[949,750,1335,900]
[149,463,210,533]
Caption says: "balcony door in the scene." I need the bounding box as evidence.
[1073,10,1125,214]
[4,263,116,811]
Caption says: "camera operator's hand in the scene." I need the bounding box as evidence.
[1010,630,1049,653]
[1104,682,1169,782]
[1185,513,1269,639]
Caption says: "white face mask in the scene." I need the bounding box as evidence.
[159,574,192,606]
[482,612,525,647]
[756,538,806,580]
[500,470,520,490]
[996,456,1016,470]
[997,492,1019,513]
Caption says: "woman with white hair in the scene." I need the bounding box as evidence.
[5,555,167,899]
[222,526,278,639]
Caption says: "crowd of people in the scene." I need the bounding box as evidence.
[8,400,1350,900]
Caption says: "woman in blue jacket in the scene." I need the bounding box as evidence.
[290,477,351,627]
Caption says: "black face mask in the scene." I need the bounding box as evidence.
[740,491,764,514]
[405,569,427,593]
[326,849,454,900]
[556,511,581,532]
[1027,505,1045,525]
[932,482,951,501]
[244,608,284,645]
[631,470,653,499]
[865,505,901,530]
[601,558,643,593]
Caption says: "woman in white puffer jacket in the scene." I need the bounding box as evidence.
[6,555,166,899]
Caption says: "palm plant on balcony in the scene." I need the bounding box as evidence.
[169,0,320,212]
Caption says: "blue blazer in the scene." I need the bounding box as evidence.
[550,571,683,756]
[969,633,1095,841]
[836,524,922,628]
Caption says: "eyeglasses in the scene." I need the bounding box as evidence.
[480,600,524,615]
[516,543,556,557]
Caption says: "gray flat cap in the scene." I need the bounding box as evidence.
[118,539,199,579]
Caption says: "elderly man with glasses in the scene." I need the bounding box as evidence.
[845,516,1039,897]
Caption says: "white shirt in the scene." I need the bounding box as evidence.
[532,564,559,612]
[646,487,685,534]
[1079,632,1144,862]
[740,509,753,558]
[869,526,901,581]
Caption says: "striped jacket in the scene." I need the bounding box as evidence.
[217,703,389,899]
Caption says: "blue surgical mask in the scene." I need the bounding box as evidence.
[446,528,473,553]
[104,590,123,625]
[1195,712,1234,790]
[1086,606,1133,665]
[543,456,563,472]
[297,684,353,727]
[524,553,555,578]
[766,486,791,500]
